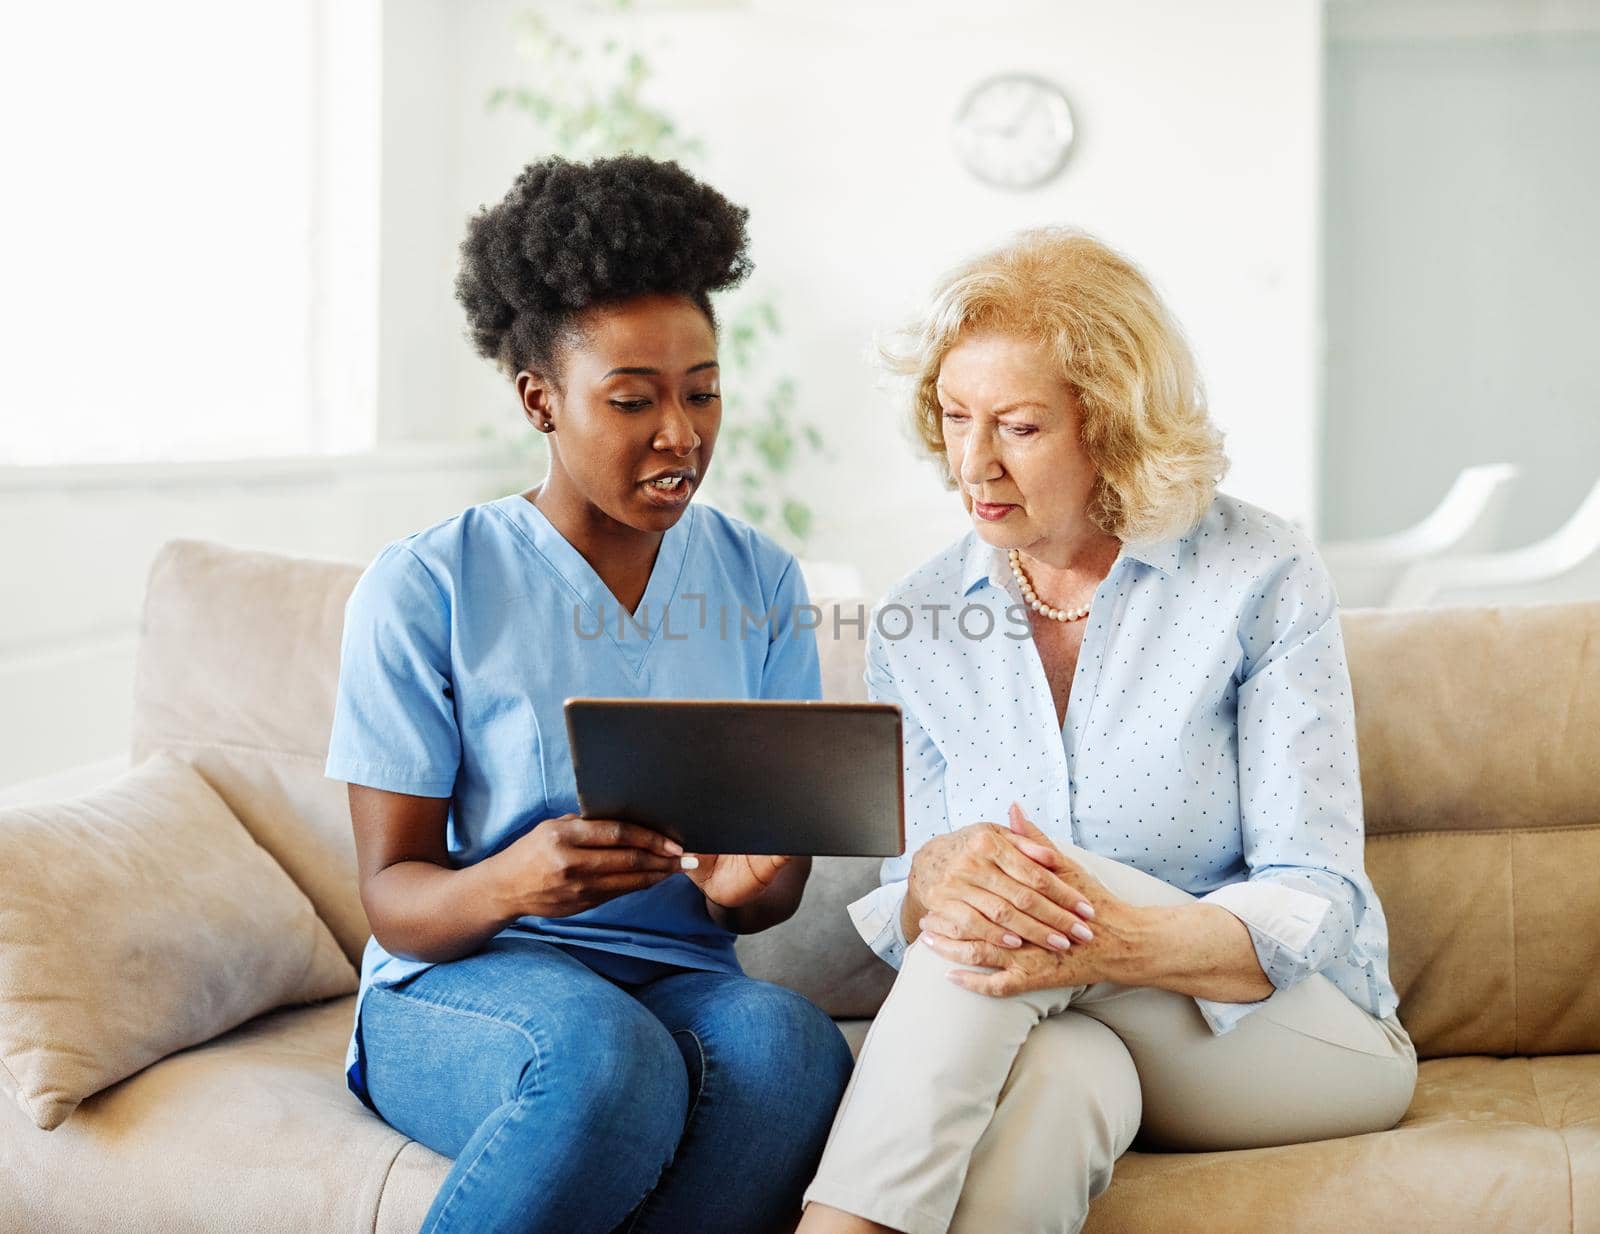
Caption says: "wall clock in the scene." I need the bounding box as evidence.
[952,73,1077,190]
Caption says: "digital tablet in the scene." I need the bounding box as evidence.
[564,699,905,857]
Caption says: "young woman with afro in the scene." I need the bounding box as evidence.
[324,154,855,1234]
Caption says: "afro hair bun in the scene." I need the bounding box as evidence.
[454,154,754,377]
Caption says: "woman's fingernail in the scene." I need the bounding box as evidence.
[1071,922,1095,942]
[663,840,684,856]
[1077,901,1096,919]
[679,856,699,869]
[1047,932,1073,950]
[1002,933,1022,947]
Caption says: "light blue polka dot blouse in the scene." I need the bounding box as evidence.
[846,492,1402,1035]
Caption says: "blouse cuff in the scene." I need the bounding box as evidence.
[1200,879,1333,956]
[847,879,912,971]
[1191,879,1335,1035]
[1193,989,1273,1035]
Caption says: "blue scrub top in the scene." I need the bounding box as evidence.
[324,492,822,1111]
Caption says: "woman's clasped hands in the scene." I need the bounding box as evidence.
[913,802,1154,997]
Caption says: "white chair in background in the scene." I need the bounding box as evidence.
[1319,463,1521,607]
[1388,475,1600,609]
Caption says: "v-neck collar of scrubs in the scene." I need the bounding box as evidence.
[491,492,695,673]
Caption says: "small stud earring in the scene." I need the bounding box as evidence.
[539,419,553,433]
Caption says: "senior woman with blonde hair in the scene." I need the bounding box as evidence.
[796,229,1415,1234]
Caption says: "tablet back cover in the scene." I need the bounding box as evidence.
[565,700,905,857]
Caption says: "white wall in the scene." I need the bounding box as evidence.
[387,0,1323,596]
[1,1,1324,783]
[1322,2,1600,548]
[378,0,466,447]
[0,451,526,785]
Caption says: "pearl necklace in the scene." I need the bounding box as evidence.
[1008,548,1092,622]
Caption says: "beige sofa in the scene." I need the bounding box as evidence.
[3,537,1598,1233]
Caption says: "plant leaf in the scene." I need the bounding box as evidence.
[782,500,813,542]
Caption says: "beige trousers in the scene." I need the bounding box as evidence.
[802,842,1418,1234]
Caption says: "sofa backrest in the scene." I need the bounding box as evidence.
[1346,602,1600,1058]
[128,539,892,1018]
[130,539,1600,1054]
[130,540,377,964]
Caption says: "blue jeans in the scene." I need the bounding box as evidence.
[358,936,855,1234]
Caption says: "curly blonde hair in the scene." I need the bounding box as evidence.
[888,227,1229,543]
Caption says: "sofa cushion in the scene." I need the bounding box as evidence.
[1343,601,1600,837]
[1368,824,1600,1059]
[129,540,375,965]
[6,996,1592,1234]
[1082,1054,1595,1234]
[0,996,450,1234]
[0,752,355,1131]
[1343,601,1600,1058]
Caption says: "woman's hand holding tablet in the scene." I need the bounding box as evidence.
[482,809,797,926]
[679,851,794,909]
[490,813,690,918]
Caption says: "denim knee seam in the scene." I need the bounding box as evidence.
[393,992,551,1231]
[379,986,546,1062]
[375,986,550,1105]
[621,1027,707,1234]
[672,1028,708,1130]
[428,1093,526,1231]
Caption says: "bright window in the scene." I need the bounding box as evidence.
[0,1,379,465]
